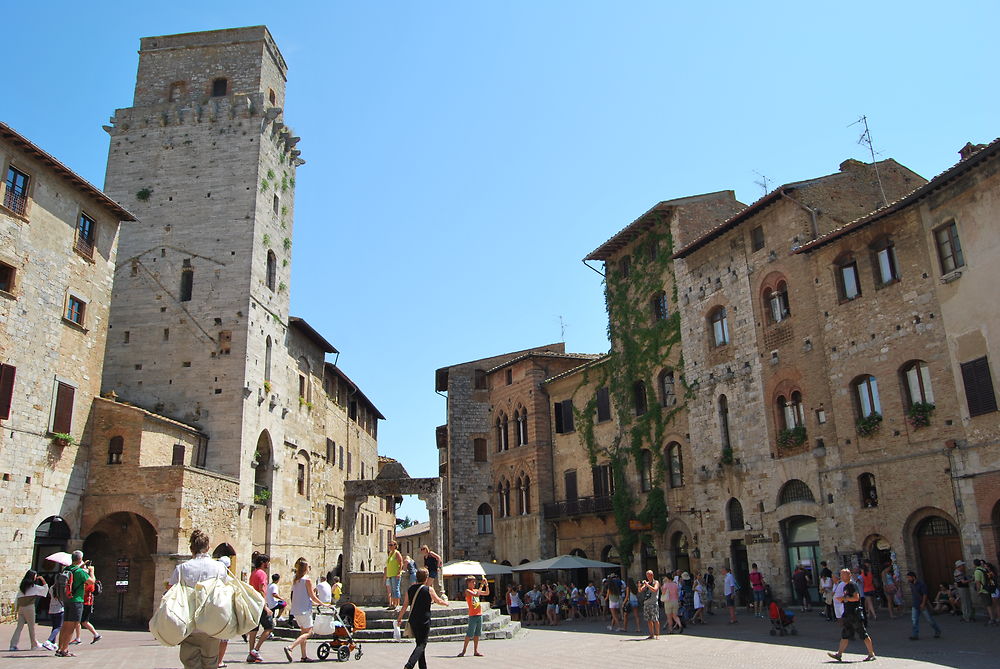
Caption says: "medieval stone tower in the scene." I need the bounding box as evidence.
[101,27,302,483]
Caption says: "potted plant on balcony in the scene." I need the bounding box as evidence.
[776,426,808,450]
[856,412,883,438]
[50,432,76,447]
[906,402,935,429]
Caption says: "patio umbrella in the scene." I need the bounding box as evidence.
[441,560,514,577]
[511,555,619,572]
[45,551,73,567]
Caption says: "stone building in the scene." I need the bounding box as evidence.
[83,27,393,621]
[0,121,135,601]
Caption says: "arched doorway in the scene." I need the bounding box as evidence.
[862,534,892,582]
[82,512,157,626]
[34,516,71,574]
[671,532,690,575]
[915,516,961,590]
[601,545,621,577]
[254,431,273,503]
[783,516,820,602]
[212,543,237,574]
[641,542,658,577]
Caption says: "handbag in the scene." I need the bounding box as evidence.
[403,621,414,638]
[193,568,265,640]
[149,583,195,647]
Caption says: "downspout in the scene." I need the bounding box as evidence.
[780,191,819,240]
[539,380,559,558]
[582,259,606,278]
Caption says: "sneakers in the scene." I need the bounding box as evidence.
[70,639,82,645]
[91,634,103,644]
[41,641,57,651]
[827,653,843,662]
[7,647,16,652]
[247,649,263,663]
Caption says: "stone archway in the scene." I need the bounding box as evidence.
[343,463,442,603]
[82,511,157,626]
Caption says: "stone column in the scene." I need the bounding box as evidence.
[419,485,445,564]
[342,494,367,598]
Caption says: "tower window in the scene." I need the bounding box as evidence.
[168,82,185,102]
[268,89,276,105]
[212,78,228,97]
[179,269,193,302]
[266,251,277,291]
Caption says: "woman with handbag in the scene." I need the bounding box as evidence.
[397,567,448,669]
[283,558,325,663]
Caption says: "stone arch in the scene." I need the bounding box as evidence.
[777,479,816,506]
[903,507,962,588]
[726,498,745,532]
[33,515,71,573]
[254,430,274,501]
[82,511,157,625]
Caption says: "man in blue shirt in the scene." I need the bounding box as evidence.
[906,571,942,640]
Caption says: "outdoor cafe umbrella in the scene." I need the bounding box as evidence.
[510,555,619,572]
[441,560,514,577]
[45,551,73,567]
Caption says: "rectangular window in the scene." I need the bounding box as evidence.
[75,213,96,259]
[179,269,193,302]
[554,400,575,434]
[3,166,30,215]
[961,356,998,417]
[838,263,861,300]
[875,246,899,284]
[564,470,578,502]
[336,506,343,530]
[51,381,75,433]
[750,226,765,252]
[935,222,965,274]
[326,504,336,529]
[595,387,611,422]
[592,464,614,498]
[339,445,344,470]
[0,261,16,294]
[473,438,487,462]
[171,443,185,466]
[65,295,86,325]
[0,363,15,420]
[297,462,306,495]
[347,451,352,475]
[327,438,336,462]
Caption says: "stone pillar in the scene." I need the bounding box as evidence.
[419,486,445,564]
[342,494,367,597]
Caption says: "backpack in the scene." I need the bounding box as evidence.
[52,571,69,604]
[94,580,103,596]
[978,567,997,593]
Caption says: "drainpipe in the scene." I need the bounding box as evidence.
[780,191,819,240]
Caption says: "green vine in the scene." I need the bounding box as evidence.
[566,219,686,566]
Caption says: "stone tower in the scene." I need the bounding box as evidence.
[101,26,303,480]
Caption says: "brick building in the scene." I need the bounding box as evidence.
[0,122,135,604]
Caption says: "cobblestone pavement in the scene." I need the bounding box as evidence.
[2,607,998,668]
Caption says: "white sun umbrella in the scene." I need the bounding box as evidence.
[511,555,619,572]
[45,551,73,567]
[441,560,514,577]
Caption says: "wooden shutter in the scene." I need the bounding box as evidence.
[961,357,999,417]
[554,401,564,433]
[562,399,575,432]
[564,470,578,502]
[52,382,75,433]
[172,443,186,465]
[0,364,15,420]
[596,387,610,422]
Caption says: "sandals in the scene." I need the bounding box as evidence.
[284,647,294,663]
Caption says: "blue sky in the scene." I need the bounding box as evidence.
[7,2,998,522]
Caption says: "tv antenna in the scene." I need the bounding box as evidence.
[559,316,567,343]
[752,170,772,198]
[849,115,889,208]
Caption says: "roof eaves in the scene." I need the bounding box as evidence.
[543,354,611,384]
[288,316,338,354]
[485,352,604,375]
[323,362,385,420]
[0,121,137,222]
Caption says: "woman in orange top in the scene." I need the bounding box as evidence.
[458,576,489,658]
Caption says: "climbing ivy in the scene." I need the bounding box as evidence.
[568,216,691,566]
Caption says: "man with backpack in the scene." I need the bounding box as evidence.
[973,559,997,625]
[56,550,95,657]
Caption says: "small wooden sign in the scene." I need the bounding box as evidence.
[629,519,652,531]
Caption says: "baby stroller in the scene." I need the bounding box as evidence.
[313,602,365,662]
[768,601,797,636]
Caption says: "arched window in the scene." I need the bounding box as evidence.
[296,451,311,498]
[871,237,900,285]
[852,375,881,418]
[211,77,228,97]
[639,450,653,492]
[108,436,124,465]
[266,250,277,291]
[168,81,185,102]
[521,476,531,514]
[652,291,669,320]
[496,413,509,452]
[764,282,791,323]
[515,408,528,446]
[778,479,815,505]
[835,252,862,301]
[666,442,683,488]
[659,369,677,407]
[298,356,312,404]
[777,391,805,429]
[718,395,731,450]
[497,479,511,517]
[901,360,934,407]
[709,307,730,346]
[515,477,524,515]
[726,498,744,531]
[264,336,272,382]
[477,503,494,534]
[859,473,878,508]
[633,380,648,416]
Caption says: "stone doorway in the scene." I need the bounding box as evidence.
[82,511,157,626]
[915,515,961,591]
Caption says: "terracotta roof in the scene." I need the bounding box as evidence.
[585,191,736,262]
[485,351,604,375]
[395,521,431,538]
[289,316,338,354]
[543,354,611,384]
[0,121,136,222]
[794,139,1000,254]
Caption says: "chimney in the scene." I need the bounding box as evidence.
[958,142,987,161]
[839,158,867,172]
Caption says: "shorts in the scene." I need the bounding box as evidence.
[254,608,274,631]
[509,606,520,615]
[466,615,483,638]
[63,601,84,623]
[609,600,620,609]
[427,568,439,579]
[979,592,993,607]
[663,600,678,615]
[752,590,765,602]
[81,604,93,624]
[725,595,735,607]
[293,610,314,630]
[547,604,558,612]
[386,576,401,599]
[841,616,869,640]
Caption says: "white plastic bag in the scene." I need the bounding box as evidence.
[314,612,335,636]
[149,583,195,646]
[392,619,401,641]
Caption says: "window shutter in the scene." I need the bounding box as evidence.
[562,400,575,432]
[0,364,15,420]
[554,402,564,434]
[52,382,75,433]
[962,357,998,417]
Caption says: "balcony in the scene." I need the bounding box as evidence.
[2,188,28,216]
[543,494,613,520]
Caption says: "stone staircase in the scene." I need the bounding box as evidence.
[272,602,521,643]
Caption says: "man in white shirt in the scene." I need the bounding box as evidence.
[316,575,333,605]
[585,582,598,617]
[832,569,851,620]
[722,567,738,624]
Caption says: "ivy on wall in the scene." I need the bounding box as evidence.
[568,216,692,565]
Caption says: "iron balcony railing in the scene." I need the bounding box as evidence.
[3,188,28,216]
[543,494,614,520]
[74,235,95,260]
